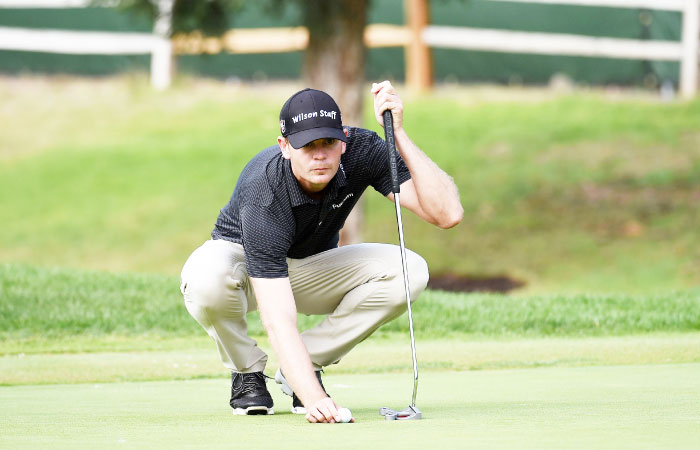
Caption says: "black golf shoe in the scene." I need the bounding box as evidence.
[274,368,327,414]
[230,371,274,415]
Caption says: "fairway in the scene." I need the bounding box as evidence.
[1,364,699,449]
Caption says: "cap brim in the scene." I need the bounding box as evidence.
[287,127,347,149]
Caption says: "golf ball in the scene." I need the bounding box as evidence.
[338,407,352,423]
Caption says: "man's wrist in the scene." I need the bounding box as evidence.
[302,387,329,407]
[394,127,412,154]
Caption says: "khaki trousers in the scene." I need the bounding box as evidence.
[180,239,429,373]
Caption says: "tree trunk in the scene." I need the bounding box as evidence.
[303,0,368,245]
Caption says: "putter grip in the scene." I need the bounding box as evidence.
[382,109,401,194]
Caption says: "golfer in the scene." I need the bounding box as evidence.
[180,81,462,423]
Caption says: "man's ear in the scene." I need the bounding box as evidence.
[278,136,291,160]
[341,128,348,154]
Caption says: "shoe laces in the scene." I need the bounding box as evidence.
[238,372,268,396]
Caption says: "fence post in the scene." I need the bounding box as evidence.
[405,0,432,91]
[151,0,173,90]
[680,0,699,99]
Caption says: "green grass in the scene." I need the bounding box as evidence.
[2,263,699,342]
[1,77,699,292]
[2,77,698,447]
[3,263,698,388]
[3,334,700,385]
[2,366,700,449]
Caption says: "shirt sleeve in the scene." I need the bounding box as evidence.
[240,203,293,278]
[365,131,412,196]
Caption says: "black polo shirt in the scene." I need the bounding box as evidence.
[211,126,411,278]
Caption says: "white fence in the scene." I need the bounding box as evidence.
[0,0,698,97]
[0,0,172,89]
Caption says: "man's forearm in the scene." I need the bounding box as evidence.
[249,277,327,407]
[394,127,463,228]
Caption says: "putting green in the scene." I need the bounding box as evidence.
[1,364,699,449]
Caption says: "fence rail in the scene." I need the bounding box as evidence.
[490,0,686,11]
[423,26,684,61]
[0,27,158,54]
[0,0,90,6]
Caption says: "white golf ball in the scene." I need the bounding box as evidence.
[338,407,352,423]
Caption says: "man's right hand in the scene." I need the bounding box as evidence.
[305,396,354,423]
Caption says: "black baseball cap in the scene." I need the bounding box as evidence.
[279,88,347,149]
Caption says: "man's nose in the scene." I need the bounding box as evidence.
[313,147,328,159]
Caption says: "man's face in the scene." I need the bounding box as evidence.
[279,133,347,196]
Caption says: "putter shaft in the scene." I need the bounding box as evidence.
[382,108,420,414]
[394,192,418,408]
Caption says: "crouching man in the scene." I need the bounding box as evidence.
[180,81,462,423]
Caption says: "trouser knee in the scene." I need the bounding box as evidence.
[385,250,429,312]
[182,270,248,320]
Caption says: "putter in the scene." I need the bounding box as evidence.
[379,109,422,421]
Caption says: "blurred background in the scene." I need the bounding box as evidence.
[1,0,699,295]
[0,0,688,88]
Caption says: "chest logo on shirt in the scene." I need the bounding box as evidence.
[332,193,354,210]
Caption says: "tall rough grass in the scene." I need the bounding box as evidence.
[2,264,698,339]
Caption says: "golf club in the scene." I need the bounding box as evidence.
[379,109,422,421]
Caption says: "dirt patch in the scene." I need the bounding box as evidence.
[428,273,526,294]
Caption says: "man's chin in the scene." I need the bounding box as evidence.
[310,172,334,183]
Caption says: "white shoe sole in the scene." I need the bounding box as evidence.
[290,406,306,415]
[232,406,274,416]
[274,368,294,396]
[275,369,308,414]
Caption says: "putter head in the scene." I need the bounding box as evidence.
[379,405,422,420]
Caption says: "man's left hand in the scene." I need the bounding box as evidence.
[371,80,403,131]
